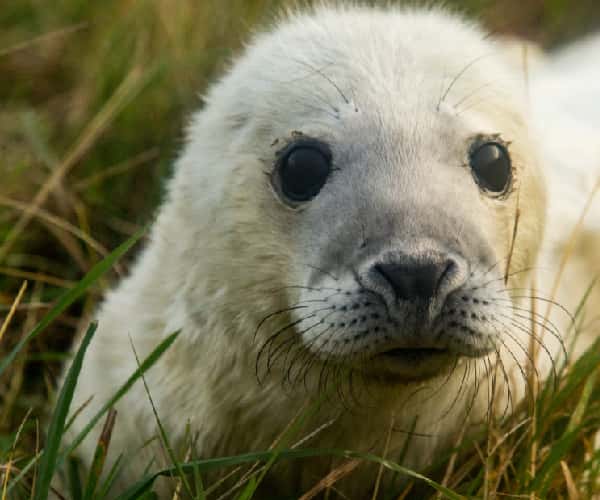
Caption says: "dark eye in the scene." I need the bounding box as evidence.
[469,141,512,195]
[277,141,332,202]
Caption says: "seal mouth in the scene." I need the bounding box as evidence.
[380,347,449,362]
[364,346,456,382]
[382,347,448,357]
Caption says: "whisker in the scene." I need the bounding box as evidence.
[285,321,338,386]
[496,335,533,404]
[489,299,568,364]
[493,293,575,324]
[499,302,564,341]
[256,313,319,381]
[290,57,352,105]
[439,360,471,421]
[254,304,310,341]
[463,359,481,425]
[495,313,559,390]
[437,52,494,111]
[266,284,343,294]
[493,344,514,420]
[270,307,338,373]
[494,317,543,381]
[508,310,567,367]
[301,263,339,282]
[467,266,538,292]
[489,320,530,388]
[300,326,344,392]
[482,355,494,422]
[500,335,538,406]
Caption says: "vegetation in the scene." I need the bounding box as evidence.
[1,1,599,498]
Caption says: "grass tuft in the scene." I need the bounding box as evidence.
[34,321,97,500]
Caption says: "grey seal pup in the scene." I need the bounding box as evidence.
[64,4,600,497]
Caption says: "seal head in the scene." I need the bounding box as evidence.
[173,7,546,384]
[65,6,565,497]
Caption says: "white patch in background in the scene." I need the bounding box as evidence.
[531,34,600,242]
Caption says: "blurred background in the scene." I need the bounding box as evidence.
[1,0,600,459]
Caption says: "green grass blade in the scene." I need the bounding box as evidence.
[59,330,180,464]
[0,229,143,377]
[566,367,597,434]
[235,476,257,500]
[527,427,582,494]
[67,457,83,500]
[97,453,124,500]
[82,408,117,500]
[129,338,194,498]
[547,337,600,417]
[115,448,465,500]
[6,452,42,496]
[237,394,327,499]
[531,369,598,495]
[192,460,206,500]
[138,492,158,500]
[33,321,98,500]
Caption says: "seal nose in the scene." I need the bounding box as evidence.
[375,259,455,302]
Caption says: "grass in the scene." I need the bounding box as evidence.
[1,0,600,498]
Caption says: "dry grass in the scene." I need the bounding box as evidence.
[1,1,600,498]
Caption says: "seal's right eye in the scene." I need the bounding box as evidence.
[277,141,332,202]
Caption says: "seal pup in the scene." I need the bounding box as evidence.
[64,4,600,497]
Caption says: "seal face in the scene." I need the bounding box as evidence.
[247,30,541,384]
[259,145,514,383]
[259,128,521,383]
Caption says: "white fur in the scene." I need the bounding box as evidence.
[64,5,600,497]
[531,35,600,236]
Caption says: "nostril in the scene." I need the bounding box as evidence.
[375,258,456,302]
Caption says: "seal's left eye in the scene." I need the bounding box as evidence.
[469,142,512,195]
[278,143,332,202]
